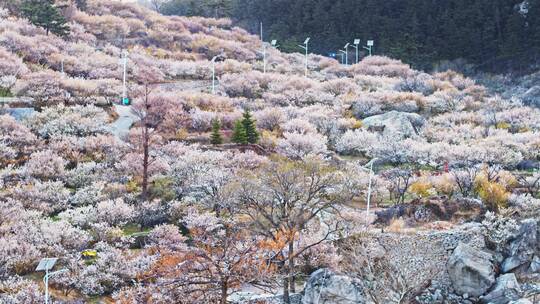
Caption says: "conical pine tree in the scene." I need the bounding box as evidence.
[241,110,259,144]
[232,120,248,144]
[21,0,70,36]
[210,119,223,145]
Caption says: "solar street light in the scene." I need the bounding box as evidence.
[298,37,311,77]
[36,258,68,304]
[364,40,374,56]
[343,43,350,65]
[352,39,361,63]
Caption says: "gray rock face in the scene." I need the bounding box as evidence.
[502,219,538,273]
[447,242,496,297]
[481,274,521,304]
[522,85,540,108]
[302,269,365,304]
[362,110,426,138]
[508,300,532,304]
[529,255,540,273]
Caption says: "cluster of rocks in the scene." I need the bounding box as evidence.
[419,218,540,304]
[302,269,365,304]
[236,218,539,304]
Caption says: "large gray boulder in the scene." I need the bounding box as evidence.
[362,111,426,138]
[447,242,496,297]
[302,269,365,304]
[481,273,521,304]
[501,219,538,273]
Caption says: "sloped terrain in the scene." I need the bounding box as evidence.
[0,1,539,303]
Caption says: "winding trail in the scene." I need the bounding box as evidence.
[107,104,138,140]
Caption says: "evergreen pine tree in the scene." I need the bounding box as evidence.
[21,0,70,37]
[241,110,259,144]
[232,120,248,145]
[210,119,223,145]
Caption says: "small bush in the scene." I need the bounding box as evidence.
[409,179,434,199]
[475,175,509,212]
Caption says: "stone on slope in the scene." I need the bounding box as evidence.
[362,110,426,138]
[447,242,496,297]
[501,219,538,273]
[481,273,521,304]
[508,300,532,304]
[529,255,540,273]
[302,269,365,304]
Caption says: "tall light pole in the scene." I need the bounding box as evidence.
[36,258,68,304]
[122,50,129,105]
[343,42,350,65]
[211,55,218,94]
[352,39,360,64]
[359,158,378,227]
[61,59,65,78]
[298,37,310,77]
[364,40,374,56]
[211,54,225,94]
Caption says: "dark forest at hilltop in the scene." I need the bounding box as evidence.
[162,0,540,72]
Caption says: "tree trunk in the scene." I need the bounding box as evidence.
[289,241,295,293]
[220,280,228,304]
[142,126,149,198]
[282,275,290,304]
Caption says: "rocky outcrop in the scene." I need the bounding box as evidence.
[501,219,538,273]
[529,255,540,273]
[522,85,540,108]
[302,269,365,304]
[481,273,522,304]
[447,242,496,297]
[362,111,425,138]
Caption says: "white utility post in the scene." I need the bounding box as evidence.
[360,158,378,227]
[36,258,67,304]
[211,55,218,94]
[122,50,129,103]
[298,37,310,77]
[353,39,360,64]
[343,42,350,65]
[364,40,374,56]
[61,59,65,77]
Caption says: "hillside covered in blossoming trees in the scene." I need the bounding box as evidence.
[0,1,539,303]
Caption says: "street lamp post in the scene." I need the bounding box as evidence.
[360,158,379,227]
[298,37,310,77]
[211,54,225,94]
[36,258,68,304]
[211,56,217,94]
[363,40,374,56]
[122,50,129,104]
[352,39,360,64]
[343,43,350,65]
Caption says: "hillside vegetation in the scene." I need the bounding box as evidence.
[0,1,539,303]
[161,0,540,71]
